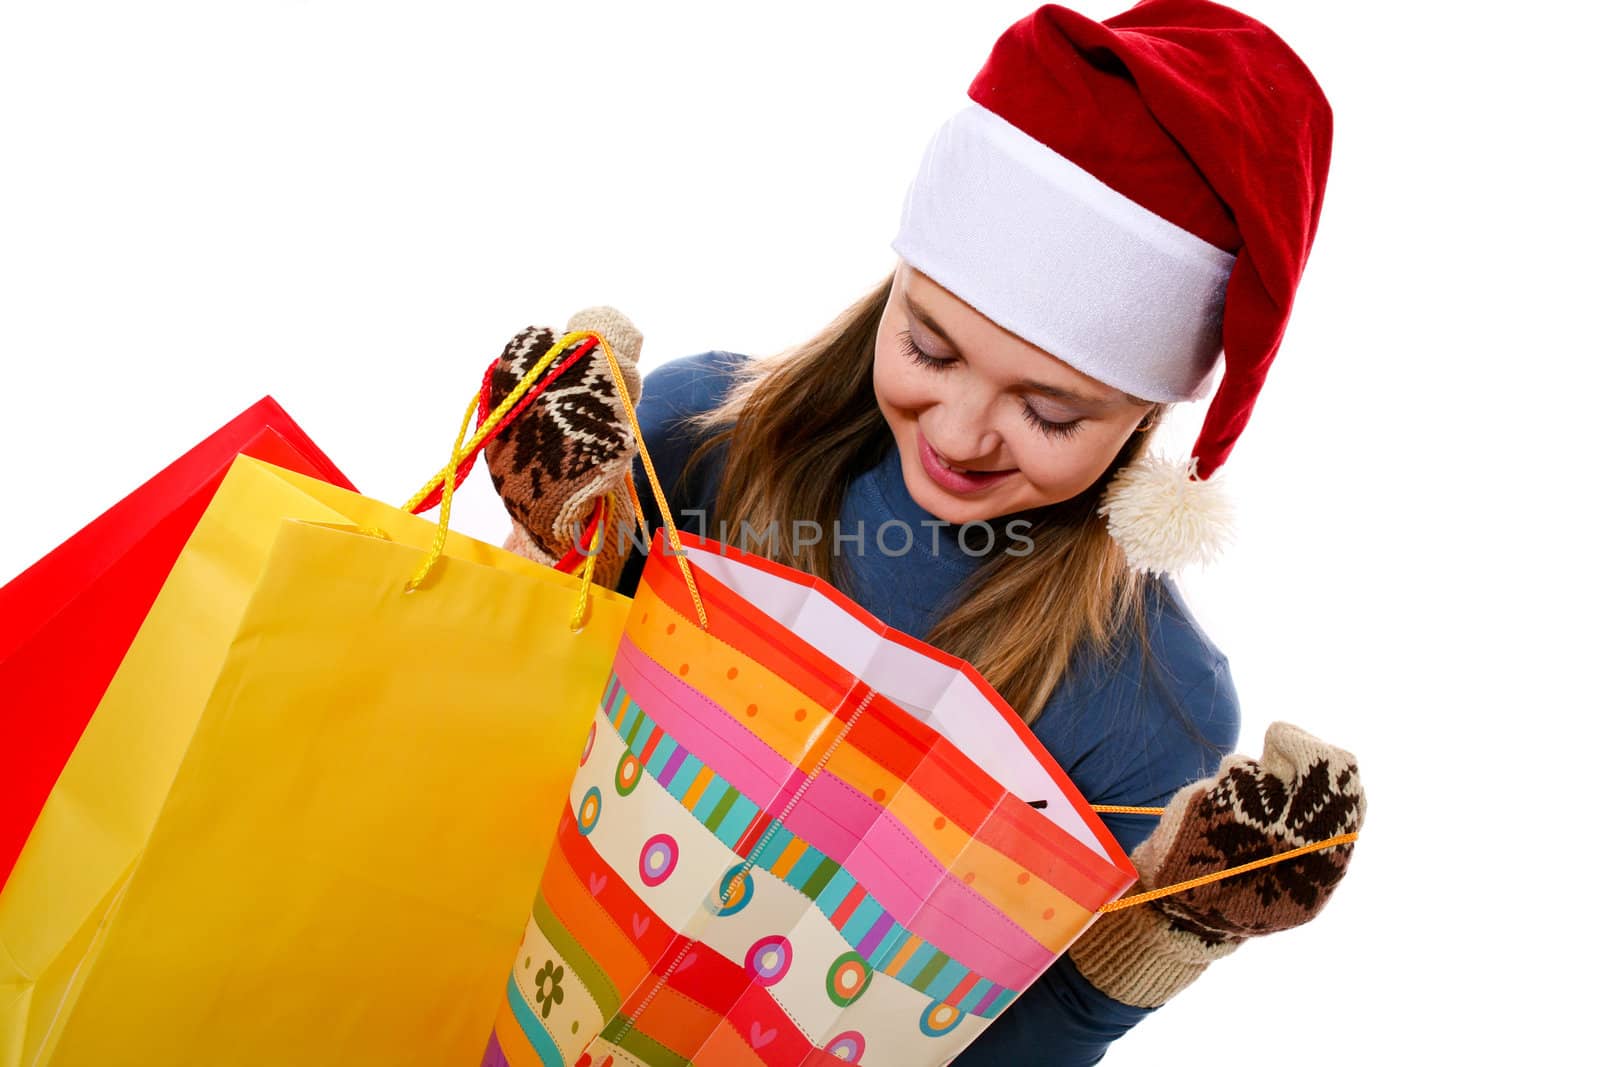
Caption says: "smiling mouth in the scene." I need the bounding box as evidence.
[935,454,1009,474]
[918,431,1017,488]
[929,444,1012,476]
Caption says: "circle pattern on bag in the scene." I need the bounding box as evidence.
[577,787,602,836]
[580,722,596,766]
[713,865,754,916]
[744,935,792,986]
[918,1000,964,1038]
[638,833,679,887]
[615,750,642,796]
[825,951,872,1007]
[823,1031,866,1062]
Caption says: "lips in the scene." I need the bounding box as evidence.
[916,429,1015,494]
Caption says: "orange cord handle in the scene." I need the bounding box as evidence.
[1088,802,1360,913]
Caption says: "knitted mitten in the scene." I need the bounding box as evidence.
[483,306,644,592]
[1068,721,1366,1007]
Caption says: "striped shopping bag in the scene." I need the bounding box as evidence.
[482,341,1139,1066]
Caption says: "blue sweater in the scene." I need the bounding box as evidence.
[614,351,1241,1065]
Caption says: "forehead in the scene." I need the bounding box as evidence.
[897,266,1138,407]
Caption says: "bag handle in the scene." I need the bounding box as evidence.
[402,330,711,634]
[1087,803,1359,913]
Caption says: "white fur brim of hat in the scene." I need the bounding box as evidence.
[889,104,1235,405]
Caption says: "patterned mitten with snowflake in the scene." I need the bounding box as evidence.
[1067,721,1366,1007]
[483,306,644,592]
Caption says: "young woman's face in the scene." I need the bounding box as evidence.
[873,261,1154,526]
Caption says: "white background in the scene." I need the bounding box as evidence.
[2,1,1594,1062]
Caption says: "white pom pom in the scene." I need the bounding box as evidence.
[1097,453,1235,575]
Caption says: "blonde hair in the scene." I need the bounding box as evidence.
[676,269,1167,726]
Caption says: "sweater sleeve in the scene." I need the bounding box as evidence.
[613,350,742,600]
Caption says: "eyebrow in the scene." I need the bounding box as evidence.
[904,292,1136,408]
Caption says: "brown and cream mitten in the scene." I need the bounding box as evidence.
[483,306,644,592]
[1068,721,1366,1007]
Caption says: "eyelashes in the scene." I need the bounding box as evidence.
[896,330,1086,440]
[1018,401,1086,440]
[897,328,957,374]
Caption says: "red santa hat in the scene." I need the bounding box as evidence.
[889,0,1333,573]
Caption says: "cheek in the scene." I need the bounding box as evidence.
[871,334,923,414]
[1014,429,1130,500]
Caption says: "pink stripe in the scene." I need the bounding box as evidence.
[613,634,795,807]
[925,877,1053,985]
[779,774,1052,988]
[777,773,936,898]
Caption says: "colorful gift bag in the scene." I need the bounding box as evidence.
[0,396,353,889]
[0,326,640,1067]
[484,524,1139,1067]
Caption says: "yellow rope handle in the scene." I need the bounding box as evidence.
[624,471,646,532]
[404,336,589,517]
[1090,805,1166,816]
[587,328,709,630]
[402,330,710,631]
[567,492,610,632]
[403,388,480,592]
[1096,830,1360,914]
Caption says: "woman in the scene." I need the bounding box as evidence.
[612,1,1335,1061]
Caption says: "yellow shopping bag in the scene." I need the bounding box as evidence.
[0,331,652,1066]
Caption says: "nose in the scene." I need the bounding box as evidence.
[930,393,1005,465]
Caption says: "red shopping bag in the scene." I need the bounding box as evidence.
[0,396,354,888]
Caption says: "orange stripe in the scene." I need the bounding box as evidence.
[885,933,922,975]
[639,552,854,711]
[791,711,851,776]
[690,1019,770,1067]
[623,602,830,767]
[977,793,1126,905]
[681,764,716,809]
[770,836,807,879]
[625,983,725,1060]
[540,832,649,992]
[490,998,543,1067]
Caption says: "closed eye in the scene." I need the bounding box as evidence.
[897,329,954,371]
[1019,403,1085,439]
[897,330,1085,440]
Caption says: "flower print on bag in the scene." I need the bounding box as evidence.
[532,959,565,1020]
